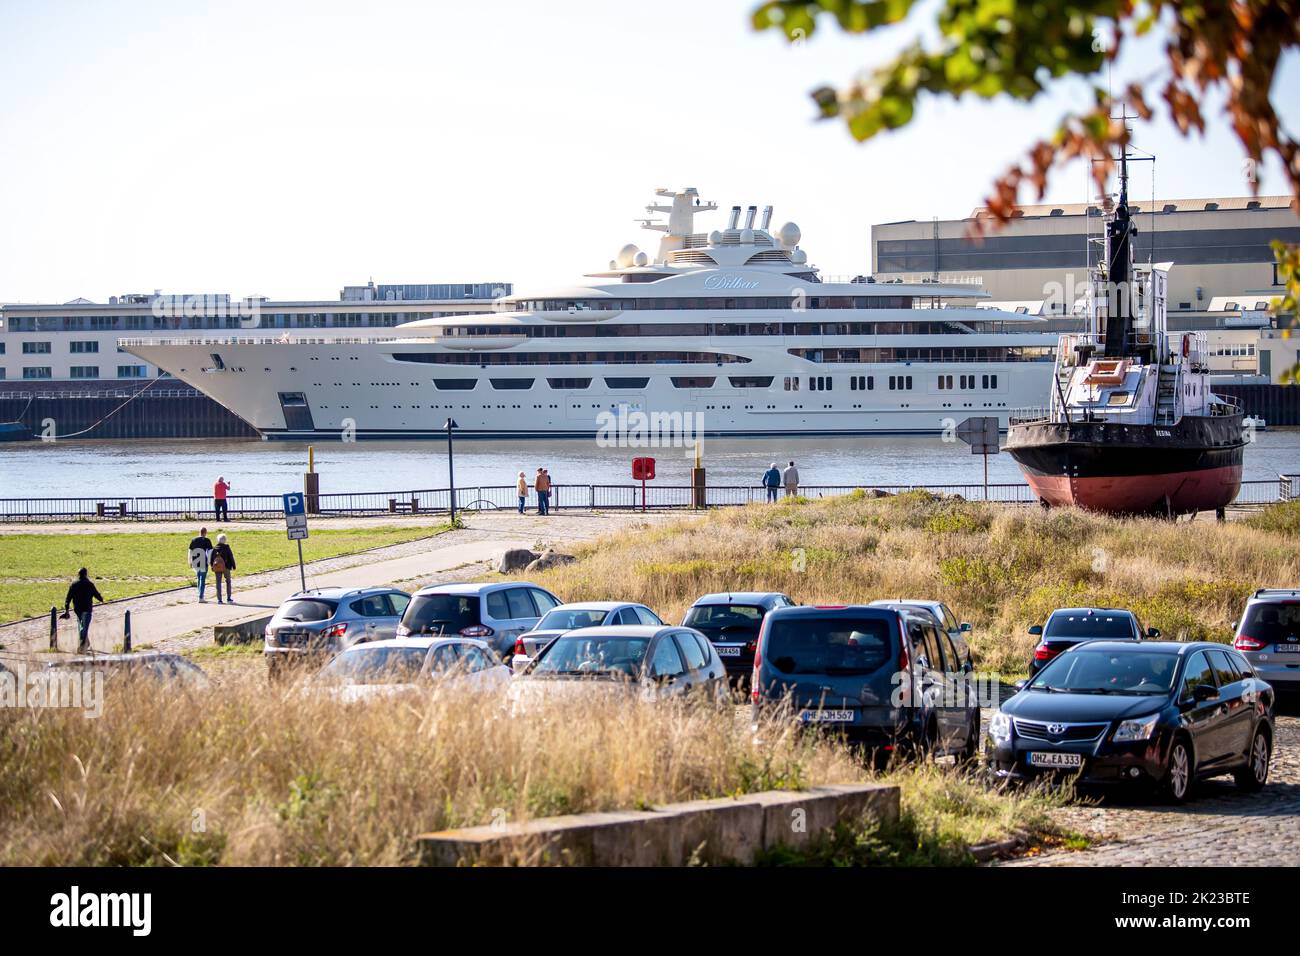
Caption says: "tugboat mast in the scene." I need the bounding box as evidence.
[1103,146,1137,360]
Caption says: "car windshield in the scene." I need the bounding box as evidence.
[403,593,479,635]
[278,599,337,623]
[683,605,764,632]
[1029,649,1178,695]
[1242,602,1300,642]
[317,646,430,684]
[532,635,650,679]
[536,608,609,631]
[766,618,894,676]
[1045,613,1135,638]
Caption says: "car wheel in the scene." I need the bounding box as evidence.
[1162,737,1194,803]
[1233,728,1271,792]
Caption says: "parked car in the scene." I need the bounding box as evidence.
[395,582,561,659]
[1232,588,1300,696]
[311,637,509,701]
[750,605,980,764]
[265,587,412,677]
[868,599,972,665]
[510,625,726,706]
[681,591,795,686]
[41,652,209,688]
[510,601,663,673]
[1028,607,1158,676]
[988,641,1273,802]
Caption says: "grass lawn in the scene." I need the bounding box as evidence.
[0,524,448,622]
[500,493,1300,673]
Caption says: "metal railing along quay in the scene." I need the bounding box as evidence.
[0,478,1289,522]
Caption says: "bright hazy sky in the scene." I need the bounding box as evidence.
[1,0,1297,303]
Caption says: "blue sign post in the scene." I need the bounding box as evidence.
[283,493,309,591]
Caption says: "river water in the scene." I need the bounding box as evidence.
[2,431,1298,499]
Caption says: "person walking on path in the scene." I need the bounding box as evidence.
[516,471,528,514]
[762,462,782,503]
[211,532,237,604]
[535,467,551,516]
[188,527,214,602]
[213,476,231,521]
[63,568,104,653]
[782,460,800,498]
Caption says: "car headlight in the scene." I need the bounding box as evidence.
[989,711,1012,742]
[1112,713,1160,742]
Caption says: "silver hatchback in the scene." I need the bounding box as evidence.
[264,587,412,676]
[1233,588,1300,694]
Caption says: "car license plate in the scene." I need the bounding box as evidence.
[1028,751,1083,768]
[715,645,743,657]
[800,709,854,723]
[1274,643,1300,653]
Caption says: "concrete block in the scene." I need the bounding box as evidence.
[214,614,272,646]
[416,782,899,866]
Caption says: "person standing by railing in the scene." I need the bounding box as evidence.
[762,462,782,503]
[62,567,104,653]
[535,467,551,516]
[516,471,528,514]
[782,460,800,498]
[213,476,231,521]
[188,527,213,602]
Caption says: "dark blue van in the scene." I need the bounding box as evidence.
[750,605,980,763]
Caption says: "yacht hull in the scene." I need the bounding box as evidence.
[1005,416,1246,515]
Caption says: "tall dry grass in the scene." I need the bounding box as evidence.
[514,493,1300,673]
[0,673,863,866]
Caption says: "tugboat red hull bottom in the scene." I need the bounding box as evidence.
[1023,464,1243,515]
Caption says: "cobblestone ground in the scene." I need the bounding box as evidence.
[1004,710,1300,866]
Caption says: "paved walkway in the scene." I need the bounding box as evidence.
[0,510,687,658]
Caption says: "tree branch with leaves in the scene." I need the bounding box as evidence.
[753,0,1300,374]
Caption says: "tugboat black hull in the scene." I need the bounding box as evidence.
[1006,414,1245,515]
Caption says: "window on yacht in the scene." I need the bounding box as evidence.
[605,377,650,388]
[728,376,775,388]
[671,377,716,388]
[547,378,592,389]
[490,378,534,390]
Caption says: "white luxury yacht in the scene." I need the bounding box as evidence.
[124,188,1059,440]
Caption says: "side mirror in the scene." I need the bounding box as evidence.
[959,622,972,632]
[1014,679,1028,691]
[1147,627,1161,639]
[1028,625,1043,636]
[961,660,973,674]
[1193,683,1219,703]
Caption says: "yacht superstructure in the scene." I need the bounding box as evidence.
[124,188,1063,440]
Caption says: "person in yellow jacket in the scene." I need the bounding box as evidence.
[516,471,528,514]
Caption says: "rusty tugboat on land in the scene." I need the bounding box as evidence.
[1005,148,1246,518]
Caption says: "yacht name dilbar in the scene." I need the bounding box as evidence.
[124,187,1060,441]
